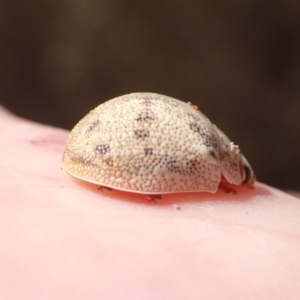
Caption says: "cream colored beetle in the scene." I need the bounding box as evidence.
[62,93,256,195]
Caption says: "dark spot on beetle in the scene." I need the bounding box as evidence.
[209,149,217,159]
[186,112,199,121]
[143,100,151,106]
[86,120,100,133]
[189,122,211,147]
[136,111,154,122]
[69,155,98,167]
[95,144,110,154]
[134,130,149,139]
[189,122,203,134]
[140,96,155,106]
[144,148,153,155]
[152,156,182,174]
[105,157,114,167]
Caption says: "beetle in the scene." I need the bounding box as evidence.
[62,93,256,196]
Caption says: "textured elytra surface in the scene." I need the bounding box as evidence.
[62,93,254,194]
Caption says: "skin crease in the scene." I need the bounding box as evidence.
[0,105,300,300]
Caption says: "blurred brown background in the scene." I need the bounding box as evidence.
[0,0,299,191]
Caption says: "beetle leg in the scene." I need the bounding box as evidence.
[219,183,237,195]
[147,194,162,202]
[97,185,113,192]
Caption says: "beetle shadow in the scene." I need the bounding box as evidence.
[70,177,273,207]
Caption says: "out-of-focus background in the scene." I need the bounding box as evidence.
[1,0,299,191]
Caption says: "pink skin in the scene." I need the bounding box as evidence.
[0,105,300,300]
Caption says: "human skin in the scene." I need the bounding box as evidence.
[0,105,300,300]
